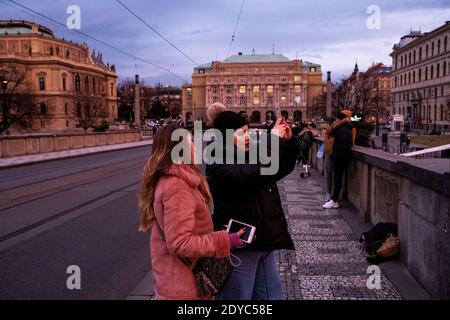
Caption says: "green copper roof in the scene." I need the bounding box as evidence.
[223,54,291,64]
[193,63,213,71]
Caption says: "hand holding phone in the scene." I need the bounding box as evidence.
[227,219,256,244]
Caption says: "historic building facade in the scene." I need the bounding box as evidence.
[0,20,118,133]
[182,53,324,124]
[391,21,450,131]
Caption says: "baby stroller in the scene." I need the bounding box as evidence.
[297,130,314,178]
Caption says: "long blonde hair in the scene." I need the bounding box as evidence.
[139,125,211,232]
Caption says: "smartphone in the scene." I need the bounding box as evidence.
[275,105,282,119]
[226,219,256,244]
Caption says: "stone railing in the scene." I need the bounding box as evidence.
[0,130,142,159]
[310,138,450,299]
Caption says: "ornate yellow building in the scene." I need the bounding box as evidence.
[0,20,117,132]
[182,53,324,124]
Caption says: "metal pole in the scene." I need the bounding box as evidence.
[376,80,380,136]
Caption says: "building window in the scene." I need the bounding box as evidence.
[239,85,246,94]
[412,71,415,83]
[64,103,68,115]
[418,69,421,82]
[294,85,301,93]
[445,36,448,52]
[84,76,89,92]
[426,44,429,58]
[431,42,435,56]
[438,39,441,54]
[267,85,274,94]
[413,50,416,63]
[253,76,260,83]
[294,75,301,82]
[437,63,440,78]
[239,76,246,83]
[280,76,288,82]
[111,83,114,96]
[425,67,428,80]
[281,85,288,93]
[226,97,232,105]
[281,96,286,104]
[226,86,233,94]
[39,77,46,91]
[431,65,434,79]
[253,96,260,105]
[239,96,246,105]
[93,78,96,94]
[213,77,219,84]
[267,76,273,82]
[419,47,422,61]
[212,96,219,103]
[75,74,81,92]
[62,77,67,91]
[444,62,447,77]
[40,103,47,115]
[310,67,316,72]
[225,77,232,83]
[267,96,273,105]
[76,103,82,117]
[212,86,219,94]
[253,85,260,93]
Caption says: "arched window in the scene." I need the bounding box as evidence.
[437,39,441,54]
[437,63,440,78]
[75,74,81,92]
[426,44,429,58]
[40,103,47,115]
[76,102,82,117]
[85,76,89,92]
[419,47,422,60]
[425,67,428,80]
[418,68,421,82]
[93,78,96,94]
[431,42,435,56]
[431,65,434,79]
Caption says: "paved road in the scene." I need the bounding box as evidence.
[0,146,152,300]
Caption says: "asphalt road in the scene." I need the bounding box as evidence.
[0,146,152,300]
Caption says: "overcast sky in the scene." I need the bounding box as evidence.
[1,0,449,85]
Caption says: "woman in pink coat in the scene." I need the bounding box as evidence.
[139,125,243,300]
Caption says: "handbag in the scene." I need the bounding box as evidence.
[154,219,233,297]
[316,143,325,159]
[376,233,400,258]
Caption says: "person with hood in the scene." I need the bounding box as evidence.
[206,111,299,300]
[139,125,244,300]
[323,111,355,209]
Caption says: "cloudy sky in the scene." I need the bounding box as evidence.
[1,0,449,85]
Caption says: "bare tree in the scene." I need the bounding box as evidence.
[0,63,41,135]
[74,90,109,132]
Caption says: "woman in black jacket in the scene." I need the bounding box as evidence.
[206,111,298,300]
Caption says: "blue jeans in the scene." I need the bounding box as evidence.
[215,250,282,300]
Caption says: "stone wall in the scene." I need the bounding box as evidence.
[310,139,450,299]
[0,131,142,158]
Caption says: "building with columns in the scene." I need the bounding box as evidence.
[390,21,450,132]
[182,53,324,125]
[0,20,118,133]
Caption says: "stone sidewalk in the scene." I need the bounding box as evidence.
[0,140,152,169]
[277,166,403,300]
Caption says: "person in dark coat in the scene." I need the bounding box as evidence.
[323,111,354,209]
[206,111,299,300]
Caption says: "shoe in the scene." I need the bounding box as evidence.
[323,200,340,209]
[325,193,331,202]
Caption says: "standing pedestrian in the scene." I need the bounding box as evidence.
[323,111,354,209]
[206,111,298,300]
[139,125,244,300]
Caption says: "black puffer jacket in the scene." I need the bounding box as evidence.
[206,134,298,251]
[331,122,353,161]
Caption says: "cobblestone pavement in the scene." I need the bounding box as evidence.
[277,166,403,300]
